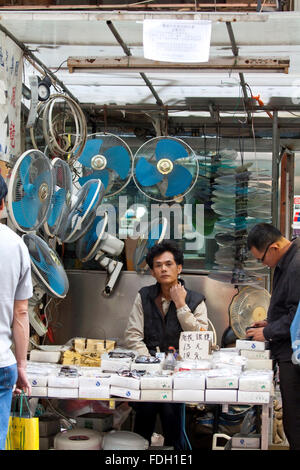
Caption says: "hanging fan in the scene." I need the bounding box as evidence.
[229,286,270,339]
[208,269,263,286]
[44,158,73,238]
[132,216,168,272]
[22,233,69,337]
[133,137,198,202]
[76,133,133,197]
[7,149,54,233]
[58,179,105,244]
[76,212,125,296]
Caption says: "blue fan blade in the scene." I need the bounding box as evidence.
[155,139,188,162]
[12,195,41,228]
[47,188,66,227]
[33,245,66,296]
[147,223,163,248]
[81,181,101,214]
[78,139,103,168]
[19,154,31,187]
[78,170,110,189]
[104,146,130,179]
[135,157,164,187]
[165,164,192,197]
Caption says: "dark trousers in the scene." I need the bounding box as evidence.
[132,402,186,450]
[278,361,300,450]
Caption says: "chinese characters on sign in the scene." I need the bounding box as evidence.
[179,331,213,360]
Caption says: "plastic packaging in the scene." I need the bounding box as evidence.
[163,347,176,371]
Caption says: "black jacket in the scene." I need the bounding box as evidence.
[139,280,205,356]
[264,238,300,362]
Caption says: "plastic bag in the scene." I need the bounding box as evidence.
[5,393,39,450]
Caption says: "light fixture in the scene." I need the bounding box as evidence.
[37,75,52,101]
[67,56,290,74]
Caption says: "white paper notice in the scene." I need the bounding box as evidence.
[143,20,211,63]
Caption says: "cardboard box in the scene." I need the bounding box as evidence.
[132,362,163,374]
[101,359,132,372]
[205,389,237,403]
[239,375,272,392]
[140,390,173,401]
[173,389,205,402]
[239,349,270,360]
[39,415,61,437]
[48,387,79,398]
[231,434,261,449]
[78,386,110,399]
[48,375,79,389]
[75,413,113,433]
[237,391,270,404]
[110,375,140,390]
[236,340,267,351]
[140,376,172,390]
[29,349,61,363]
[110,386,140,400]
[31,386,48,397]
[245,359,273,370]
[74,338,115,354]
[28,374,48,387]
[172,372,206,390]
[206,372,239,390]
[78,376,111,388]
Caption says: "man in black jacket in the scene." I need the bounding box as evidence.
[125,240,207,449]
[246,223,300,450]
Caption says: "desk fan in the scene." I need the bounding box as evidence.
[44,158,73,238]
[76,133,133,197]
[229,286,270,339]
[58,179,105,244]
[76,212,125,296]
[132,217,168,272]
[7,149,53,233]
[23,233,69,337]
[133,137,198,202]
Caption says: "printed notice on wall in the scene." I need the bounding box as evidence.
[179,331,213,360]
[143,20,212,63]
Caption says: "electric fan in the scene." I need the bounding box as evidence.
[76,133,133,197]
[44,158,73,238]
[290,302,300,365]
[58,179,105,244]
[76,212,125,296]
[133,137,198,202]
[23,233,69,337]
[7,149,54,233]
[229,286,270,339]
[132,216,168,272]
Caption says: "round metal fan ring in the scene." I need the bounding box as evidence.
[91,154,107,171]
[157,158,173,175]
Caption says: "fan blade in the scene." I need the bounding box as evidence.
[135,157,164,187]
[105,146,130,179]
[81,180,102,214]
[47,188,66,228]
[19,154,31,187]
[78,139,103,168]
[155,139,188,162]
[12,195,41,229]
[33,245,66,296]
[78,170,110,189]
[165,164,192,197]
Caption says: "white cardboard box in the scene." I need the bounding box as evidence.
[78,386,110,399]
[140,376,172,390]
[173,389,205,402]
[239,349,270,360]
[140,390,173,401]
[172,372,206,390]
[206,372,239,390]
[237,391,270,404]
[236,340,267,351]
[101,359,132,372]
[78,376,111,388]
[110,386,140,400]
[48,387,79,398]
[231,434,261,449]
[27,374,48,387]
[239,375,272,392]
[48,375,79,389]
[205,389,237,403]
[131,363,163,374]
[245,359,273,370]
[31,386,48,397]
[109,375,140,390]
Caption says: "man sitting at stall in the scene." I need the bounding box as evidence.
[124,240,208,450]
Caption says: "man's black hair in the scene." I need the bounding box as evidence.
[247,223,283,251]
[146,240,184,269]
[0,174,8,205]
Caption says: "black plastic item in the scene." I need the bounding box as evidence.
[221,326,238,348]
[108,351,136,359]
